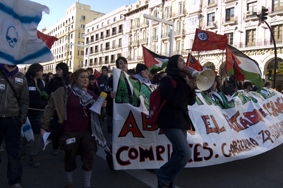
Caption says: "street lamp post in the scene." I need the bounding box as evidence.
[143,14,174,56]
[68,42,89,68]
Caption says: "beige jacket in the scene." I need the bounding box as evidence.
[41,87,67,131]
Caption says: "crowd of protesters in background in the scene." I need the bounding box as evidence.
[0,54,279,187]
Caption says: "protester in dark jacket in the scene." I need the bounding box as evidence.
[45,62,70,156]
[97,66,109,92]
[45,62,70,95]
[88,75,100,97]
[21,64,48,168]
[0,64,29,188]
[157,55,196,188]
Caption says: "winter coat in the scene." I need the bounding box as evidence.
[158,55,196,130]
[0,66,29,123]
[45,76,70,95]
[26,75,48,110]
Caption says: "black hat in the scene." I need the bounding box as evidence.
[89,75,95,80]
[167,55,181,69]
[136,63,148,74]
[150,68,158,75]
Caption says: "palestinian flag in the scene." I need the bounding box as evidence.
[142,46,169,71]
[226,45,262,91]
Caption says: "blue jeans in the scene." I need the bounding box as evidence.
[157,128,191,186]
[0,116,22,186]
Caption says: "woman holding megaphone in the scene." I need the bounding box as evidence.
[157,55,196,188]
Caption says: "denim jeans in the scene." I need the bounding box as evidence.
[157,128,191,186]
[0,116,22,186]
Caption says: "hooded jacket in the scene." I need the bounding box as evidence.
[158,55,196,130]
[0,65,29,123]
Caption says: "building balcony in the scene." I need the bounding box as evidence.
[140,22,149,28]
[132,24,140,29]
[161,32,170,39]
[171,10,186,19]
[174,29,183,37]
[207,0,217,8]
[223,17,238,25]
[139,38,148,44]
[206,22,217,29]
[131,40,139,46]
[223,0,237,3]
[151,35,158,41]
[244,11,258,21]
[270,6,283,16]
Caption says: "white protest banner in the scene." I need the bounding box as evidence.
[111,68,283,170]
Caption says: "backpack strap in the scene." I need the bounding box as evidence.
[63,85,70,120]
[166,75,177,88]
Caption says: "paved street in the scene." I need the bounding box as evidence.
[1,123,283,188]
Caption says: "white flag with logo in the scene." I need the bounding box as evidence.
[0,0,54,65]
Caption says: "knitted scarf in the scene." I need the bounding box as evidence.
[71,84,110,152]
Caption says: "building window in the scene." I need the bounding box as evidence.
[271,24,283,43]
[143,30,147,40]
[207,12,215,25]
[118,24,123,33]
[163,43,168,55]
[176,40,181,52]
[81,15,85,20]
[225,8,234,22]
[153,28,157,38]
[273,0,283,11]
[81,24,85,28]
[176,20,182,34]
[105,56,109,64]
[178,1,184,14]
[153,10,157,17]
[164,7,170,18]
[246,29,256,47]
[118,38,122,47]
[227,33,233,45]
[208,0,215,5]
[247,2,257,13]
[106,29,110,37]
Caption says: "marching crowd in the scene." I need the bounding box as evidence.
[0,54,277,188]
